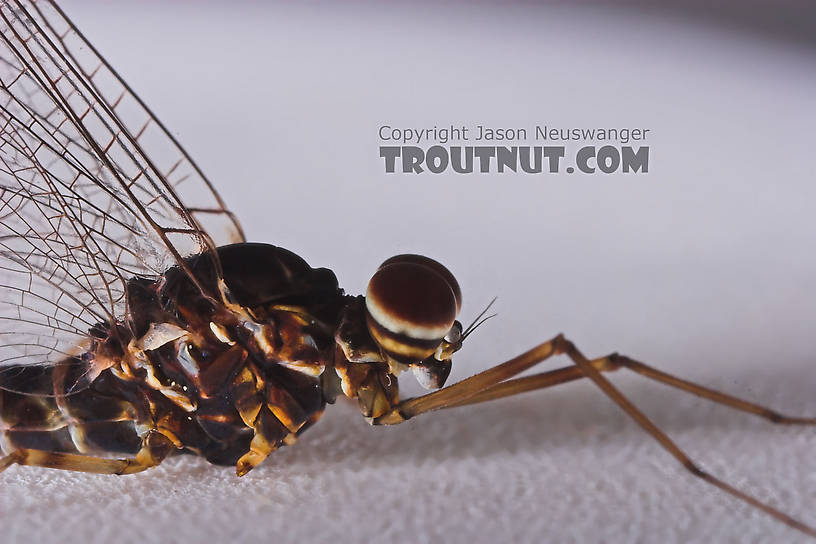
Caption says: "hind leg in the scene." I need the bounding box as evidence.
[0,430,175,475]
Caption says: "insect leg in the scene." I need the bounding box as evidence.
[372,335,569,425]
[606,354,816,424]
[556,338,816,539]
[441,363,605,408]
[371,335,816,537]
[443,355,816,425]
[0,430,175,475]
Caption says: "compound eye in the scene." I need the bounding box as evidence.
[366,256,460,362]
[378,254,461,312]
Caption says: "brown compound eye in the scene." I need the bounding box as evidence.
[365,255,461,362]
[377,254,462,312]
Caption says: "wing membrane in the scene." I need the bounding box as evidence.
[0,0,245,395]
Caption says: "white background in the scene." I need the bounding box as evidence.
[2,1,816,543]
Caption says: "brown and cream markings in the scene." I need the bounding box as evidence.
[0,1,814,539]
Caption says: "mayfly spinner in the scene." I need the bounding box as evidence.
[0,0,813,538]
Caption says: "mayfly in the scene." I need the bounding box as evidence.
[0,0,813,537]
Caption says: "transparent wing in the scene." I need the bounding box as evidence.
[0,0,245,395]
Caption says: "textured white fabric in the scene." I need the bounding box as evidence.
[2,368,814,543]
[2,1,816,543]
